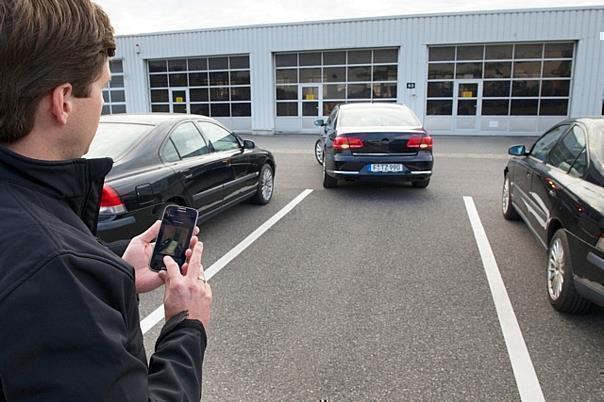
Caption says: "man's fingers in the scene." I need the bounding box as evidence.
[139,220,161,243]
[193,226,200,236]
[186,242,204,279]
[163,256,181,279]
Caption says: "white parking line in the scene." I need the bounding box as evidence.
[463,196,545,402]
[140,189,314,334]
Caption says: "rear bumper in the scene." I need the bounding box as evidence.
[326,152,433,181]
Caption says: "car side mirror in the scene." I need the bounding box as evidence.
[243,139,255,149]
[314,119,325,127]
[508,145,527,156]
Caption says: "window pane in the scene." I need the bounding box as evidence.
[540,99,568,116]
[232,103,251,117]
[513,61,541,78]
[482,100,509,115]
[303,102,319,116]
[151,89,169,102]
[275,53,297,67]
[374,49,398,63]
[110,59,123,73]
[515,44,543,59]
[111,105,126,114]
[348,50,371,64]
[373,83,396,99]
[162,140,180,162]
[510,99,538,115]
[429,47,454,61]
[189,72,208,86]
[483,81,510,97]
[530,124,570,161]
[231,87,250,101]
[110,75,124,88]
[484,62,511,78]
[151,104,169,112]
[170,122,208,158]
[210,103,230,117]
[209,57,228,70]
[512,80,540,96]
[457,100,477,115]
[541,80,570,97]
[188,58,207,71]
[149,60,167,73]
[169,73,187,87]
[209,71,229,86]
[190,103,209,116]
[543,60,572,78]
[323,67,345,82]
[276,69,297,84]
[456,63,482,79]
[173,104,187,114]
[210,87,229,101]
[198,122,239,151]
[485,45,513,60]
[427,81,453,97]
[347,83,371,99]
[149,74,168,88]
[229,56,249,69]
[276,85,297,100]
[458,83,478,98]
[276,102,298,116]
[323,102,342,116]
[426,100,452,115]
[457,45,483,60]
[323,84,346,99]
[110,90,125,102]
[168,59,187,72]
[348,66,371,82]
[428,63,454,79]
[102,91,110,102]
[299,68,321,83]
[544,43,573,59]
[372,65,397,81]
[323,51,346,65]
[190,88,208,102]
[299,52,321,66]
[230,70,250,85]
[569,148,587,178]
[548,125,585,171]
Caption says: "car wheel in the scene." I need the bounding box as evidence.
[546,229,592,314]
[251,164,274,205]
[412,178,430,188]
[502,175,520,220]
[322,163,337,188]
[314,139,324,165]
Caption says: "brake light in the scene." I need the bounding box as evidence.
[407,135,433,150]
[333,136,364,151]
[100,185,127,215]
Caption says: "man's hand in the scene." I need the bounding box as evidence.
[122,220,200,294]
[159,242,212,329]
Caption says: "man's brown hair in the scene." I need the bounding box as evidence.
[0,0,116,143]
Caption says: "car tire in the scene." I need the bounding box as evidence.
[314,139,324,165]
[546,229,592,314]
[322,164,337,188]
[412,178,430,188]
[251,164,274,205]
[502,175,520,220]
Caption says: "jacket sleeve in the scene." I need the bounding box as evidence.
[0,252,206,402]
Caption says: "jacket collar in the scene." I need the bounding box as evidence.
[0,145,113,234]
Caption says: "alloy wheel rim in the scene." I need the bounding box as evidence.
[547,238,565,300]
[261,168,273,200]
[502,178,510,213]
[315,142,323,163]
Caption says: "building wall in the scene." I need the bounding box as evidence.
[114,7,604,135]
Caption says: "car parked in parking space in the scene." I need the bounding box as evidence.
[502,117,604,313]
[85,114,276,242]
[314,103,433,188]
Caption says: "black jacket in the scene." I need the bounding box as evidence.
[0,146,206,401]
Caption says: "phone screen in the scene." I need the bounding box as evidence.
[150,205,198,271]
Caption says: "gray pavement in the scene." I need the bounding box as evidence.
[139,134,604,401]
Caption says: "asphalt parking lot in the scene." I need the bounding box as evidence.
[138,134,603,401]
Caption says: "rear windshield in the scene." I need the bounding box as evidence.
[84,123,154,160]
[339,106,421,128]
[590,121,604,176]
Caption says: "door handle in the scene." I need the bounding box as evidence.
[184,173,193,180]
[222,159,231,165]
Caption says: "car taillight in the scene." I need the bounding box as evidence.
[100,185,127,215]
[333,136,364,151]
[597,233,604,252]
[407,135,433,150]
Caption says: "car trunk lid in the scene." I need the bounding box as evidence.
[336,127,430,155]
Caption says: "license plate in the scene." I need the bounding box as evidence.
[370,164,404,173]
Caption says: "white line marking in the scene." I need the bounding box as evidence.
[463,196,545,402]
[140,189,314,334]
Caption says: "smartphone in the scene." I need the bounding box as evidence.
[149,205,199,272]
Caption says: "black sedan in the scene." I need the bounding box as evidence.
[502,117,604,313]
[315,103,433,188]
[86,114,276,242]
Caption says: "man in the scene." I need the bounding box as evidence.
[0,1,212,400]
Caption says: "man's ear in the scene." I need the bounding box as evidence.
[49,83,74,126]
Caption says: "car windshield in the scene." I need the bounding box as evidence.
[339,106,421,128]
[84,122,154,160]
